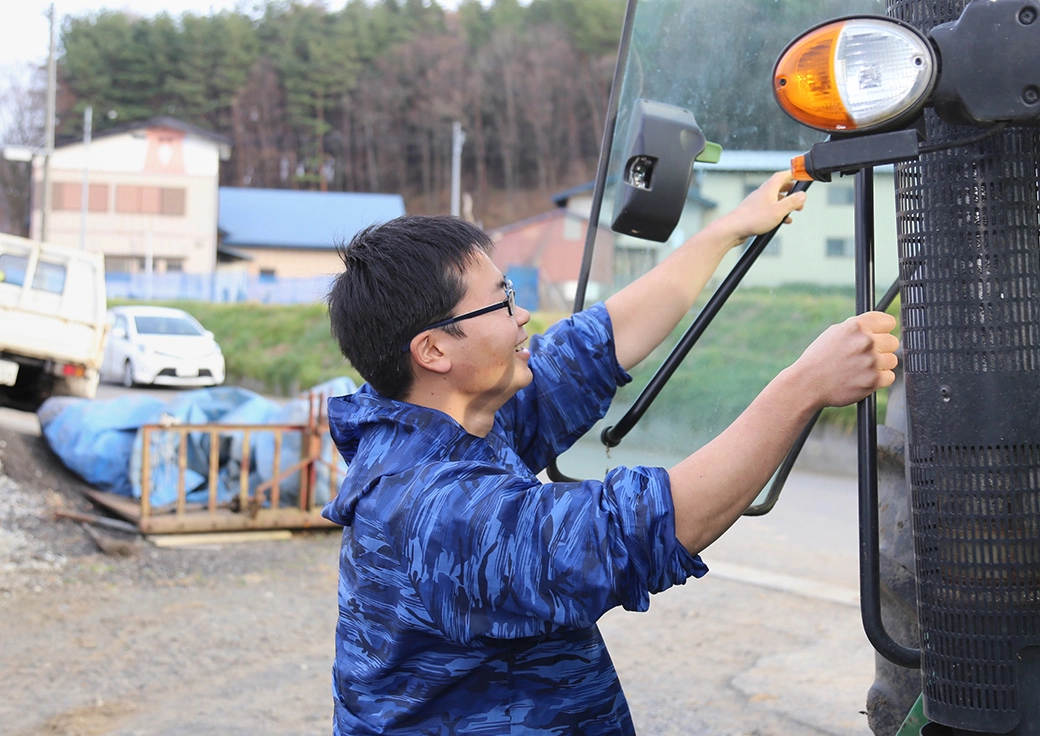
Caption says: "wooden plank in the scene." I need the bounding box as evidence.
[84,489,340,534]
[146,530,294,547]
[137,508,339,534]
[84,489,143,522]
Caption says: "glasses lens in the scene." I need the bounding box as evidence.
[505,282,515,316]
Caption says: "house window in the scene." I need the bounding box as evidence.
[743,236,781,257]
[51,182,109,211]
[259,268,277,282]
[115,186,187,215]
[827,186,855,205]
[826,237,855,258]
[614,245,656,286]
[105,256,145,273]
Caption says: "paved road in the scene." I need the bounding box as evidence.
[563,434,876,735]
[4,387,879,735]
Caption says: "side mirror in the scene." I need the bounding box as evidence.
[611,99,721,243]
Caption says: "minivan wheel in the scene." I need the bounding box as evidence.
[122,360,136,388]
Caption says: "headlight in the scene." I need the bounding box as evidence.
[773,17,937,133]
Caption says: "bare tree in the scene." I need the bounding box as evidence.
[230,58,292,188]
[516,25,576,194]
[480,27,522,218]
[0,66,47,236]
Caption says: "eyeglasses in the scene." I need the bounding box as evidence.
[401,280,516,351]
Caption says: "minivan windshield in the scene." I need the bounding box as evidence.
[134,316,205,336]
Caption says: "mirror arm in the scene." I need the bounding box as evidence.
[599,180,812,449]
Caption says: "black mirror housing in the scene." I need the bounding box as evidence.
[611,99,709,243]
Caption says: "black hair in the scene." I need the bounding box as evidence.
[325,215,494,400]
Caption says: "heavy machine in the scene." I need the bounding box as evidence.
[554,1,1040,733]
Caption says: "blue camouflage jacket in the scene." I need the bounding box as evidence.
[322,303,707,734]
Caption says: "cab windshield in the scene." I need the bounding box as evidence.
[554,0,893,484]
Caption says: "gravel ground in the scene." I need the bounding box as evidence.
[0,427,110,590]
[0,424,344,736]
[0,420,876,736]
[0,425,322,595]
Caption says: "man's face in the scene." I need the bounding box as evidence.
[446,253,533,410]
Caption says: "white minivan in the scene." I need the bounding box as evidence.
[101,305,225,388]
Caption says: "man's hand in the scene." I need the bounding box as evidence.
[714,171,808,244]
[607,170,810,370]
[789,311,900,410]
[669,310,900,554]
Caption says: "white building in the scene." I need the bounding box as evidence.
[556,150,899,293]
[31,117,230,278]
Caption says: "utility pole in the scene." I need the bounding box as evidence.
[450,121,465,218]
[40,3,57,242]
[78,105,91,250]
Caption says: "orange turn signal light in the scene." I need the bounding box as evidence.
[773,16,936,133]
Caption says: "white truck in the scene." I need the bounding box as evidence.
[0,233,108,411]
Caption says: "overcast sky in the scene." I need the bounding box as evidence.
[0,0,345,79]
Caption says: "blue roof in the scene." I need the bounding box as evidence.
[218,187,406,249]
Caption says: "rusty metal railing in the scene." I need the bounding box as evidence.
[85,392,343,535]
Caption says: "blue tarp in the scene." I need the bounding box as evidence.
[39,378,356,509]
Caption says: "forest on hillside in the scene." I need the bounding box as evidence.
[1,0,883,232]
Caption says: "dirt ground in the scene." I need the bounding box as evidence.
[0,419,877,736]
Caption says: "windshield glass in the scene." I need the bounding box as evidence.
[134,315,205,337]
[553,0,895,482]
[0,253,28,288]
[33,261,68,294]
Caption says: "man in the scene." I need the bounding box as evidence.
[322,172,899,734]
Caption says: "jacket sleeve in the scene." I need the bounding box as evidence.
[395,460,707,645]
[499,302,632,473]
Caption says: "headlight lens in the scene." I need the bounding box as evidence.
[774,17,936,132]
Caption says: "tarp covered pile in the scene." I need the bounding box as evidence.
[38,378,355,509]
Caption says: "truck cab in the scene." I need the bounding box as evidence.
[0,233,108,410]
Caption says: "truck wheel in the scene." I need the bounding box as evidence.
[122,360,136,388]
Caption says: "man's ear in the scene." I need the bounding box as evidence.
[409,332,452,375]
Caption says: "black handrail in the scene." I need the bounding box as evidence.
[744,275,900,516]
[854,166,920,670]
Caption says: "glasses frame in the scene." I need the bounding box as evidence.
[401,280,516,352]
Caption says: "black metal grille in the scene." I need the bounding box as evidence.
[891,4,1040,731]
[892,65,1040,736]
[900,129,1040,731]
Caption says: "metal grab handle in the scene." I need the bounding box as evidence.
[854,167,920,669]
[745,276,900,516]
[743,408,821,516]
